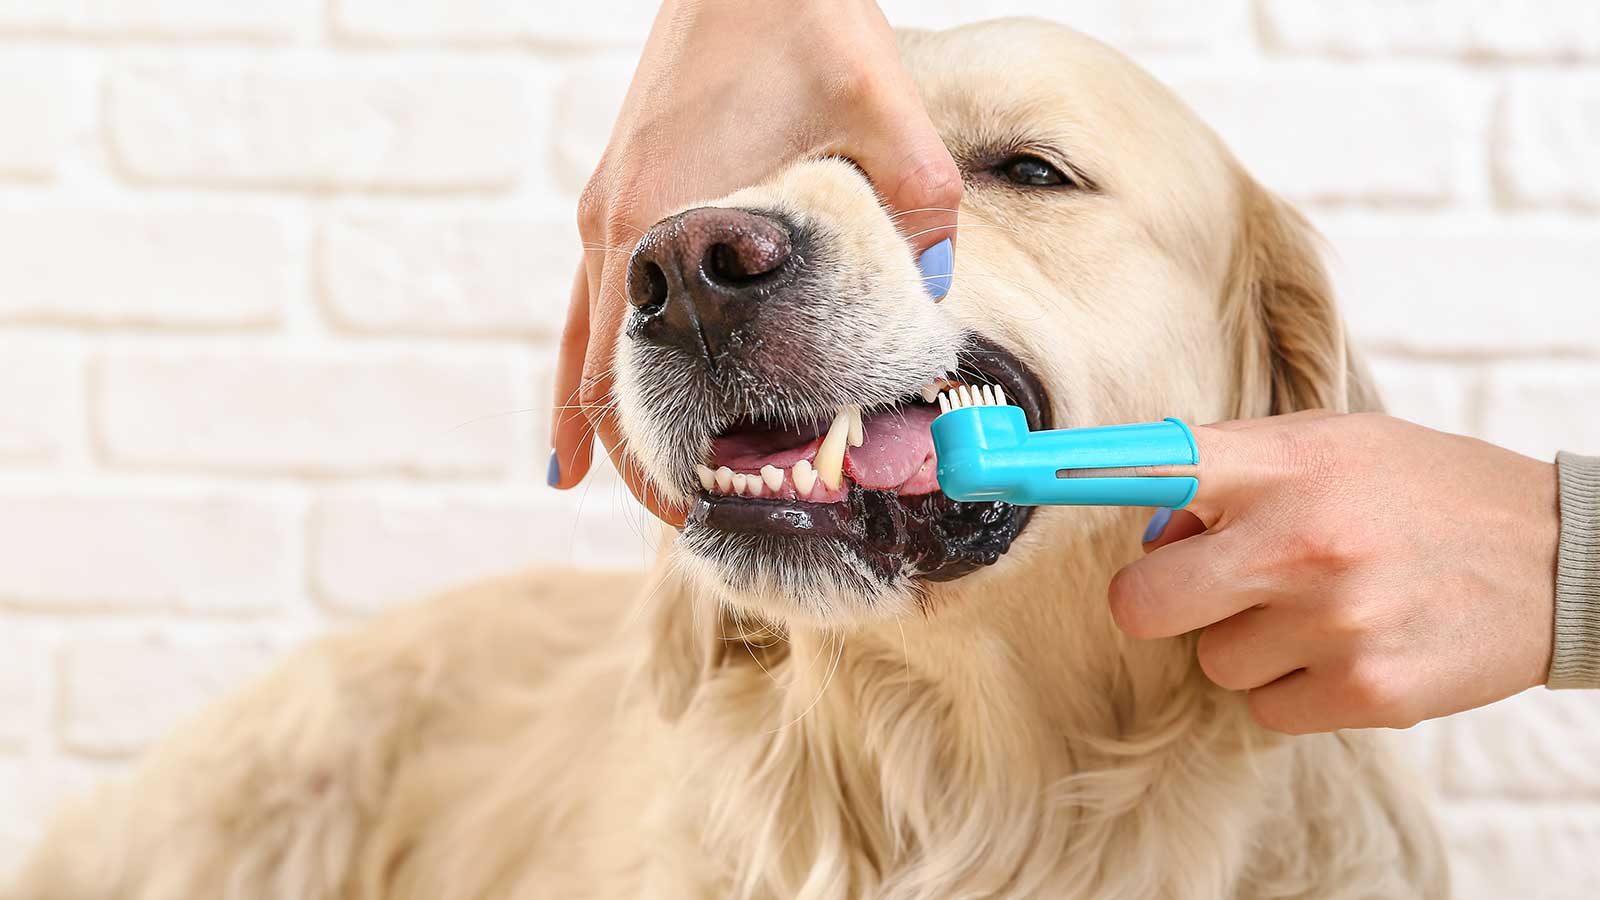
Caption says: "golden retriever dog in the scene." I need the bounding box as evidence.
[8,19,1446,900]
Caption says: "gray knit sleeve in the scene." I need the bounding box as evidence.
[1548,452,1600,689]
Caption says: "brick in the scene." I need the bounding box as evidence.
[321,215,575,337]
[0,52,71,179]
[1497,76,1600,211]
[0,635,44,752]
[96,348,519,476]
[550,56,634,195]
[1260,1,1600,60]
[0,209,289,327]
[1171,71,1472,204]
[1445,806,1600,900]
[1480,363,1600,463]
[57,636,277,757]
[332,0,654,47]
[0,489,296,614]
[1319,225,1600,355]
[108,63,533,190]
[878,0,1249,51]
[0,0,313,38]
[1362,358,1475,436]
[0,341,77,463]
[1439,691,1600,801]
[311,490,653,615]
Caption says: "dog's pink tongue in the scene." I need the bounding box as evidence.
[844,404,940,492]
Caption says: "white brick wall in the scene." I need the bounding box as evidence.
[1,1,1597,892]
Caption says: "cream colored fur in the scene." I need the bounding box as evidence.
[8,19,1445,900]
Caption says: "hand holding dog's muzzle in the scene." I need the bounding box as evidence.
[547,0,963,524]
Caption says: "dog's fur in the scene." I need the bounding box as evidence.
[9,20,1445,900]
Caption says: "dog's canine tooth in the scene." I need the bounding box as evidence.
[760,465,783,493]
[920,383,940,403]
[696,464,715,491]
[815,408,851,491]
[792,459,817,496]
[846,405,864,448]
[714,466,734,493]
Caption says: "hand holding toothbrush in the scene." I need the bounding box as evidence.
[1106,411,1561,735]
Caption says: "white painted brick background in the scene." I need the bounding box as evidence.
[0,1,1596,891]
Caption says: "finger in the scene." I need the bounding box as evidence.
[850,91,963,258]
[1244,670,1330,734]
[550,264,597,490]
[1181,420,1309,529]
[594,415,688,528]
[1108,531,1264,639]
[1141,508,1205,551]
[1195,606,1308,692]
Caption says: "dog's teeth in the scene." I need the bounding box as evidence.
[749,477,764,497]
[816,408,851,491]
[792,459,817,497]
[696,464,715,491]
[921,383,940,403]
[714,466,734,493]
[846,404,864,448]
[760,465,783,492]
[731,473,748,495]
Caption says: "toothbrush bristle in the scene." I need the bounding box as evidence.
[935,383,1014,412]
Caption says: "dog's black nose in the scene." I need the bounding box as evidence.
[625,207,794,366]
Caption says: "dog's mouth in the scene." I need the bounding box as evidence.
[687,337,1050,582]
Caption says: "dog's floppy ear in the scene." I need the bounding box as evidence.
[1222,177,1380,417]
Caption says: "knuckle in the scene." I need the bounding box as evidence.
[1107,566,1156,639]
[1341,660,1400,714]
[832,59,887,106]
[576,178,607,237]
[898,154,963,209]
[1195,631,1242,690]
[1246,693,1300,734]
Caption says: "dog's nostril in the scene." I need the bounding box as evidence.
[703,234,788,288]
[706,242,770,285]
[633,260,670,313]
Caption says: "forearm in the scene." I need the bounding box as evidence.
[1548,452,1600,689]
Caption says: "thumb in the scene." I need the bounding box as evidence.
[849,97,962,293]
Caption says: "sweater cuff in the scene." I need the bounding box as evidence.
[1548,452,1600,689]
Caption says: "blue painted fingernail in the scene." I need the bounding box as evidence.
[1142,507,1172,543]
[546,449,561,487]
[917,238,953,300]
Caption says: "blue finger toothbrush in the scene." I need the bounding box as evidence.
[929,385,1199,508]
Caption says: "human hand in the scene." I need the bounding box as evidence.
[1109,412,1560,734]
[549,0,961,525]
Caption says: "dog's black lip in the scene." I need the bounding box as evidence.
[685,334,1049,582]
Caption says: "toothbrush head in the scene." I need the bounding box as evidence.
[931,384,1030,502]
[936,383,1008,414]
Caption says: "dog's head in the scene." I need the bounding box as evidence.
[614,20,1367,629]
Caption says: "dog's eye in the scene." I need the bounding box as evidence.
[998,155,1072,188]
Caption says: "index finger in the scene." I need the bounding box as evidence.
[1180,416,1319,529]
